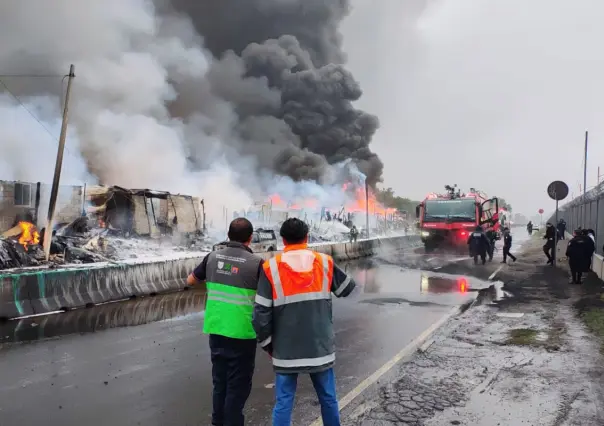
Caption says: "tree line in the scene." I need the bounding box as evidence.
[375,187,419,215]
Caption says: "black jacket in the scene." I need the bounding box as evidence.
[545,226,557,241]
[503,233,512,248]
[566,235,595,272]
[467,231,491,255]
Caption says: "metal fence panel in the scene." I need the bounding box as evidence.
[550,183,604,255]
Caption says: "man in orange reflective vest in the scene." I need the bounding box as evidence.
[252,218,356,426]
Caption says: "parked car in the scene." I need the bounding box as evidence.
[212,228,278,253]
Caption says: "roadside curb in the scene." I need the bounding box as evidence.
[309,305,463,426]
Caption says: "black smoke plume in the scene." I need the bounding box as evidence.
[0,0,383,198]
[169,0,383,185]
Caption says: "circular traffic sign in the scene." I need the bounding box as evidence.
[538,208,544,214]
[547,181,569,201]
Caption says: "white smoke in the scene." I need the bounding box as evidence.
[0,94,92,184]
[0,0,372,227]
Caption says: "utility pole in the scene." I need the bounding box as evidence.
[584,130,588,197]
[43,64,75,261]
[583,130,588,226]
[365,180,370,239]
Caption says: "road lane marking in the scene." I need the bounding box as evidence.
[426,257,437,262]
[488,265,503,281]
[309,306,460,426]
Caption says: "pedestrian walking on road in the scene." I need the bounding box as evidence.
[467,226,491,265]
[485,227,498,262]
[187,218,263,426]
[557,219,567,240]
[566,229,595,284]
[543,222,557,264]
[527,221,533,235]
[253,218,356,426]
[349,225,358,243]
[501,227,517,263]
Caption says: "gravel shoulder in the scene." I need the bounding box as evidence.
[341,234,604,425]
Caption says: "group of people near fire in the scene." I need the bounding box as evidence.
[467,225,516,265]
[541,220,595,284]
[187,216,355,426]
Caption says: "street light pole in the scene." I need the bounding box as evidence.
[43,64,75,261]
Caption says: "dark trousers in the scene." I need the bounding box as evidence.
[209,334,257,426]
[503,246,516,263]
[473,253,486,265]
[543,240,555,262]
[571,269,583,283]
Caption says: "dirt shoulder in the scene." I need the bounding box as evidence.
[341,235,604,425]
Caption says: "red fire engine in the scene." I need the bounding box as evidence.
[415,185,500,252]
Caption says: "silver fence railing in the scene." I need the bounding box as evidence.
[550,181,604,254]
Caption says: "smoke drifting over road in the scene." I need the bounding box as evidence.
[0,0,382,214]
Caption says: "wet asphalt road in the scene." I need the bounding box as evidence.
[0,249,496,426]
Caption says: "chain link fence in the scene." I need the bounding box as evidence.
[552,181,604,255]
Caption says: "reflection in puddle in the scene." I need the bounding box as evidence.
[474,281,513,306]
[341,259,498,308]
[0,290,206,344]
[419,275,469,294]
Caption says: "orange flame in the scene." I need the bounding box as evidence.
[343,185,397,216]
[18,221,40,250]
[268,194,287,208]
[266,183,399,217]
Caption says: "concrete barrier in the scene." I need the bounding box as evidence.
[0,235,420,320]
[0,275,35,318]
[592,254,604,279]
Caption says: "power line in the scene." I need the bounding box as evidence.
[0,76,75,157]
[0,74,66,78]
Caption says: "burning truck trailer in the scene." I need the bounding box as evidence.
[0,186,210,271]
[415,185,500,253]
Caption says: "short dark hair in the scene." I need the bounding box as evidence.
[228,218,254,243]
[280,218,309,244]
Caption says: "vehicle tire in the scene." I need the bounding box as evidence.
[267,247,275,252]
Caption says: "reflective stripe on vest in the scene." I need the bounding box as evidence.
[265,251,332,307]
[203,282,256,339]
[272,353,336,368]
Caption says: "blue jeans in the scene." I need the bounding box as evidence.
[272,368,340,426]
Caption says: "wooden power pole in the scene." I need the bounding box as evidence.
[43,64,75,261]
[365,180,370,239]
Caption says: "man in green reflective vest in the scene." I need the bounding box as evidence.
[187,218,263,426]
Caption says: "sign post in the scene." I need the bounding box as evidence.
[547,181,569,266]
[538,208,544,226]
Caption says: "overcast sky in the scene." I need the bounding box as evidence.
[341,0,604,216]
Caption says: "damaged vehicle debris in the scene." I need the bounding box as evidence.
[0,186,210,271]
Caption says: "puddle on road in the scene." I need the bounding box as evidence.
[0,290,206,344]
[342,260,496,308]
[1,257,508,344]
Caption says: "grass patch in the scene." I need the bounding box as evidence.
[581,308,604,338]
[507,328,539,345]
[581,307,604,355]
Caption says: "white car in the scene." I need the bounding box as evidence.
[212,228,278,253]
